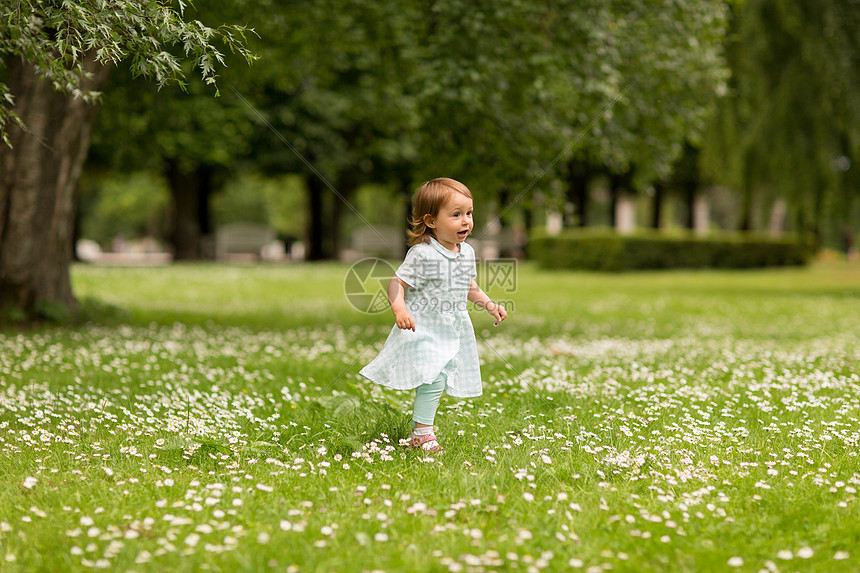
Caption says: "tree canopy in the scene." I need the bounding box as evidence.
[84,0,731,259]
[701,0,860,242]
[0,0,254,145]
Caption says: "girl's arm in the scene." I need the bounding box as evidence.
[468,280,508,324]
[388,276,415,331]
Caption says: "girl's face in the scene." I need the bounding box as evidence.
[425,192,473,252]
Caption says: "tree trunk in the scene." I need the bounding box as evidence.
[739,182,754,231]
[0,54,111,321]
[609,173,623,229]
[683,180,697,230]
[497,185,509,230]
[810,187,825,252]
[198,169,213,237]
[519,200,532,258]
[608,187,618,228]
[651,181,664,229]
[768,198,787,236]
[740,207,753,232]
[523,202,533,230]
[306,176,326,260]
[566,159,589,227]
[331,185,347,259]
[166,162,214,260]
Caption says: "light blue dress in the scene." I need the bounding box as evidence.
[360,237,482,398]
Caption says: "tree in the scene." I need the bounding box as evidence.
[88,64,254,259]
[554,0,729,229]
[366,0,610,241]
[83,0,420,261]
[701,0,860,244]
[0,1,252,320]
[233,0,423,260]
[233,0,595,257]
[407,1,567,194]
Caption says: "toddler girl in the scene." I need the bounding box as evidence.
[360,178,507,452]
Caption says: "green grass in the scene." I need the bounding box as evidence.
[1,262,858,572]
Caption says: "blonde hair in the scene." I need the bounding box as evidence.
[406,178,473,246]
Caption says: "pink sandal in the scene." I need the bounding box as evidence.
[408,433,443,453]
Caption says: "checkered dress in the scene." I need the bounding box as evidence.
[360,237,482,398]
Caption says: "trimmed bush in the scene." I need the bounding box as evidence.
[529,230,809,271]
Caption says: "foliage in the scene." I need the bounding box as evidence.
[87,0,423,259]
[405,0,729,197]
[569,0,730,188]
[230,0,421,182]
[76,168,314,264]
[529,229,809,271]
[350,184,405,228]
[211,173,306,238]
[78,171,170,246]
[700,0,860,241]
[405,1,565,195]
[84,0,731,241]
[89,65,255,173]
[0,0,255,145]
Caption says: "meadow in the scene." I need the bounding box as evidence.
[1,261,859,572]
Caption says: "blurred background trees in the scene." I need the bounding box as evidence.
[85,0,755,258]
[701,0,860,250]
[3,0,858,318]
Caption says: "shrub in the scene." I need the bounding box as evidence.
[528,229,809,271]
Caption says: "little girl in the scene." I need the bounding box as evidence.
[360,178,507,452]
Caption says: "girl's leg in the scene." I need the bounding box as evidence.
[410,372,447,449]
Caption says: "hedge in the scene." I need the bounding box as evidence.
[528,230,810,271]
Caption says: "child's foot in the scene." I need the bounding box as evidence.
[407,432,443,453]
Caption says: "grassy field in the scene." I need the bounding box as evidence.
[1,261,858,572]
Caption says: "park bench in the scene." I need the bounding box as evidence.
[350,226,403,259]
[215,223,280,261]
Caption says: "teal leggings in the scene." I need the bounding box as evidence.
[412,371,448,426]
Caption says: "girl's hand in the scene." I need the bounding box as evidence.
[395,310,416,332]
[488,302,507,325]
